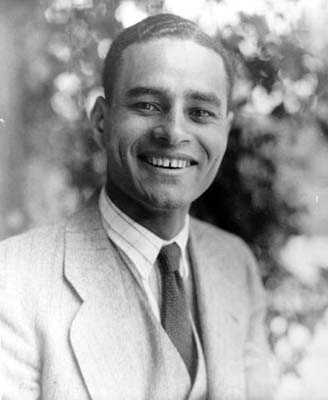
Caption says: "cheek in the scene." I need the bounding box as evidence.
[201,128,229,165]
[110,113,150,146]
[104,120,136,159]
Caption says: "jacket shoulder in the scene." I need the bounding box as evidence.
[190,217,254,260]
[0,222,66,286]
[190,217,262,291]
[0,222,65,257]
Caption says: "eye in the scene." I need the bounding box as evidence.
[133,102,161,114]
[189,108,216,123]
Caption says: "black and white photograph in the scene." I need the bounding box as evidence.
[1,0,328,399]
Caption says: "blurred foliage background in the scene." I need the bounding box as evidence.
[1,0,328,398]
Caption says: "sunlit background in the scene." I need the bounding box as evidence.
[1,0,328,398]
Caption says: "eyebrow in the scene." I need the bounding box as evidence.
[125,87,165,99]
[186,90,222,108]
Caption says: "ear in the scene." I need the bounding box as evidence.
[90,96,108,149]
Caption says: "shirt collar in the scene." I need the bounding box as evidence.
[98,186,190,279]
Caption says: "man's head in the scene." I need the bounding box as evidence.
[102,13,234,109]
[91,13,234,234]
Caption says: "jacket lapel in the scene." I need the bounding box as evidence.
[64,202,147,400]
[189,220,247,400]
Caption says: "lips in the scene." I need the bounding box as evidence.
[139,154,197,169]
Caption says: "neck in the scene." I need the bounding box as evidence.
[136,211,187,240]
[105,183,188,240]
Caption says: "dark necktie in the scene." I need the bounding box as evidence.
[158,243,195,378]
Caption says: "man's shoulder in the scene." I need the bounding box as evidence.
[0,197,101,276]
[0,221,65,257]
[0,222,67,284]
[0,195,99,257]
[190,217,261,282]
[190,216,253,258]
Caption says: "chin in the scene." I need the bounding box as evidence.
[142,191,192,213]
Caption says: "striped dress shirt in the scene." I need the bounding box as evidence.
[98,186,191,321]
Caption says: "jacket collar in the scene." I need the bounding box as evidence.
[64,201,140,399]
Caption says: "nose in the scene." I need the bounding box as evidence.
[151,107,190,146]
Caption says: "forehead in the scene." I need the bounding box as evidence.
[115,38,228,103]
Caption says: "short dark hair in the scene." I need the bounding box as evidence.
[102,13,234,109]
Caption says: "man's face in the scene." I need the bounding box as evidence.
[98,38,232,217]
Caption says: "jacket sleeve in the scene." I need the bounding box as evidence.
[243,245,278,400]
[0,240,41,400]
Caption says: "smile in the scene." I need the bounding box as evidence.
[143,156,192,169]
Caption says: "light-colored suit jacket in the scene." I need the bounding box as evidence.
[0,200,275,400]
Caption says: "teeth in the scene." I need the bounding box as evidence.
[170,159,179,168]
[146,157,191,169]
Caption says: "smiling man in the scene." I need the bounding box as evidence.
[93,37,232,239]
[0,13,275,400]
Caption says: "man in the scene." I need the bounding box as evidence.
[0,13,275,400]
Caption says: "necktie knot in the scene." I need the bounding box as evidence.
[158,243,181,274]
